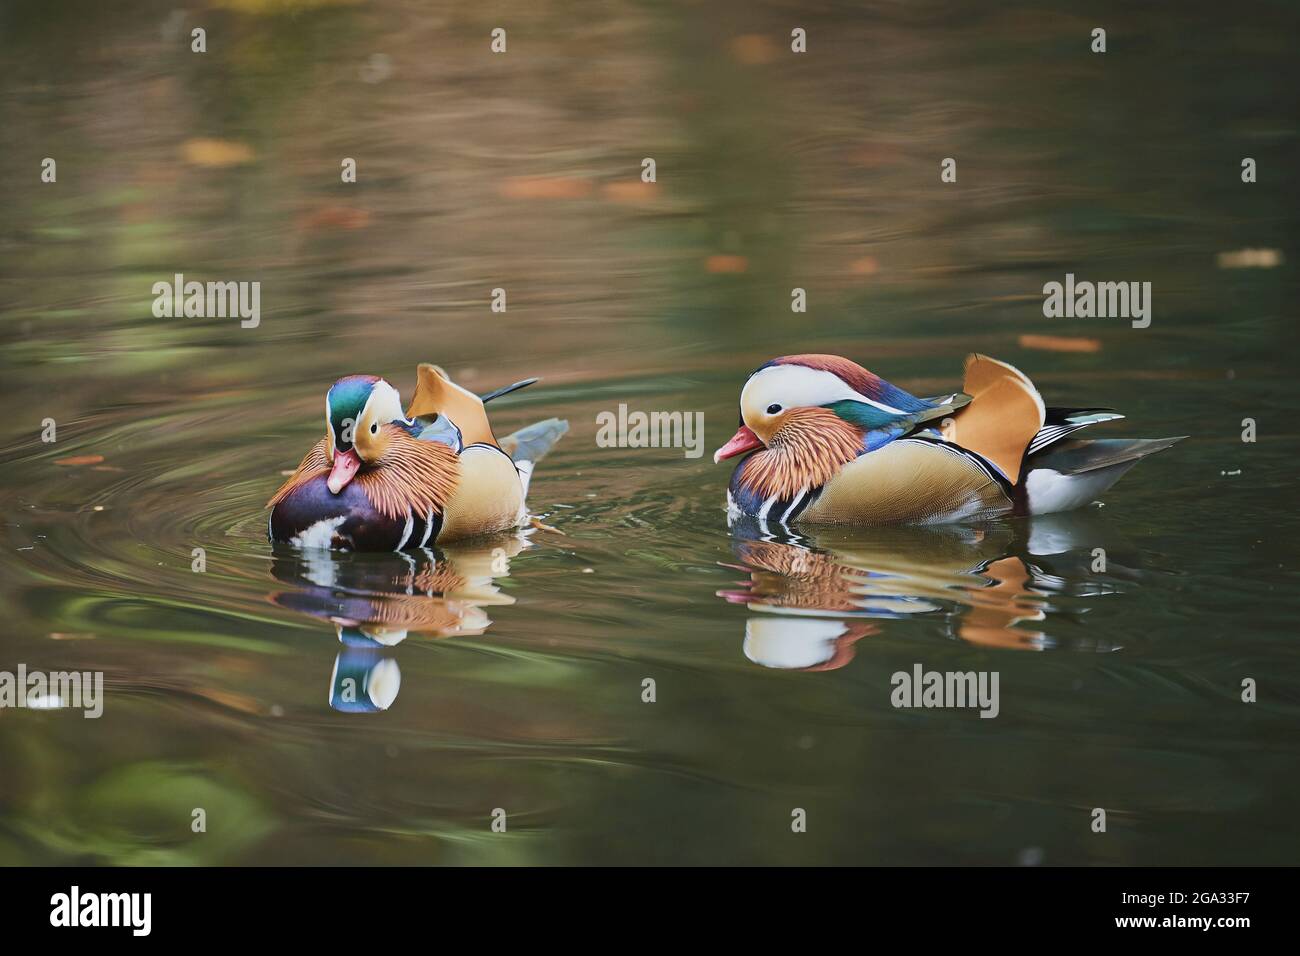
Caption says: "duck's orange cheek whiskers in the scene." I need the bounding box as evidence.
[713,425,763,464]
[327,449,362,494]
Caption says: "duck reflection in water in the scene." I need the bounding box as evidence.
[720,511,1139,669]
[269,534,527,712]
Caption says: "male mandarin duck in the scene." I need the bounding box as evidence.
[714,353,1183,527]
[268,363,567,550]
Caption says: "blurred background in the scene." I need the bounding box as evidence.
[0,0,1296,864]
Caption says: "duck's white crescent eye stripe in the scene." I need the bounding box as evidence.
[360,379,406,429]
[745,365,906,416]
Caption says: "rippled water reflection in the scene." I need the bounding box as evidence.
[1,0,1298,865]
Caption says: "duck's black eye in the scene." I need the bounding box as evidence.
[766,403,782,415]
[370,422,378,434]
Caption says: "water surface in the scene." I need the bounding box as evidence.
[1,0,1297,865]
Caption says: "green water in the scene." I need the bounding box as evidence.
[1,0,1297,865]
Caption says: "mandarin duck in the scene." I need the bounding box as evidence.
[269,364,567,551]
[714,353,1183,528]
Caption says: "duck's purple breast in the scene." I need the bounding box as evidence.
[269,474,442,551]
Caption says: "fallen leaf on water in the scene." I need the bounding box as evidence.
[706,254,748,274]
[181,138,255,168]
[851,144,904,168]
[55,455,105,466]
[602,181,659,204]
[499,176,592,200]
[850,256,880,276]
[730,34,777,65]
[1216,248,1282,269]
[297,205,371,231]
[1018,334,1102,353]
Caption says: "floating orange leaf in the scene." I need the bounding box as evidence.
[181,138,255,167]
[1216,248,1282,269]
[850,256,880,276]
[499,176,592,200]
[298,205,371,231]
[706,254,748,274]
[54,455,105,466]
[602,181,659,204]
[730,34,777,65]
[852,144,903,168]
[1018,334,1102,354]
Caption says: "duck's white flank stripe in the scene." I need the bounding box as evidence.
[394,509,414,551]
[418,507,435,547]
[782,487,808,523]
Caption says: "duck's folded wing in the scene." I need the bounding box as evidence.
[799,438,1013,525]
[438,444,526,540]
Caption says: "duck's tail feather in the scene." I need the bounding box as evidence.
[499,416,566,468]
[500,418,569,498]
[1027,407,1125,456]
[480,377,539,404]
[1025,436,1185,514]
[501,417,569,464]
[1030,436,1184,474]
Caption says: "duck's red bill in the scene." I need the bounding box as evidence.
[713,425,763,464]
[327,448,362,493]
